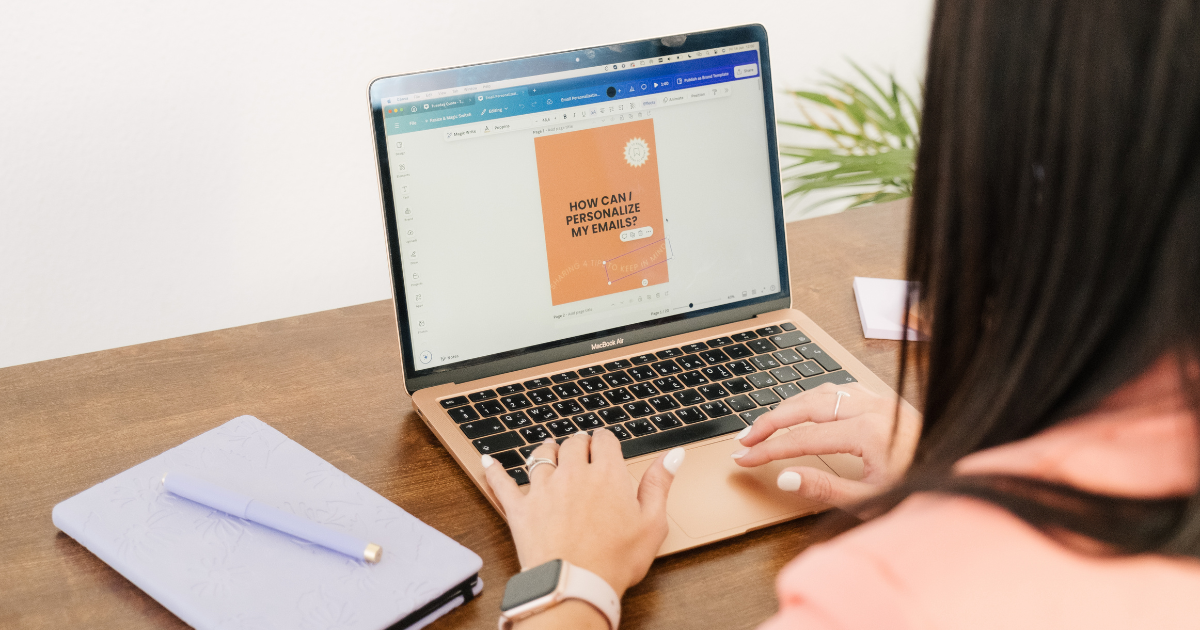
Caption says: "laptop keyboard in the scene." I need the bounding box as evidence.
[439,323,857,486]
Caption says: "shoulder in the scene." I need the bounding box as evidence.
[764,494,1200,630]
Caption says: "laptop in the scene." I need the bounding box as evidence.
[368,24,893,555]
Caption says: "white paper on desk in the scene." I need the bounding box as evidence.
[853,277,922,340]
[52,415,482,630]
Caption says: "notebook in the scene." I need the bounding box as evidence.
[52,415,483,630]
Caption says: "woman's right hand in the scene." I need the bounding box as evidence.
[732,382,921,511]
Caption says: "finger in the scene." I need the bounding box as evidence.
[637,447,685,520]
[775,465,877,510]
[588,428,624,468]
[557,430,591,467]
[527,438,560,483]
[481,454,524,511]
[733,420,865,468]
[741,385,866,446]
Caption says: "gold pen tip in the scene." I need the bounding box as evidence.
[364,543,382,563]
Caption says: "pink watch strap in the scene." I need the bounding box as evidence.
[559,562,621,629]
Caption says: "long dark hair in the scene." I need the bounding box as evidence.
[883,0,1200,555]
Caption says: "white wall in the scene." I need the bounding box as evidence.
[0,0,932,369]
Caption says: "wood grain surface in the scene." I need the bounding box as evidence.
[0,200,910,629]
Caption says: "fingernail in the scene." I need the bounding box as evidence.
[481,454,495,469]
[736,426,751,442]
[730,447,749,460]
[543,438,554,444]
[663,448,686,474]
[777,471,802,492]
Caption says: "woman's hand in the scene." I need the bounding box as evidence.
[482,429,685,598]
[732,382,920,511]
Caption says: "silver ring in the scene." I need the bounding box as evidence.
[526,457,558,476]
[832,391,851,421]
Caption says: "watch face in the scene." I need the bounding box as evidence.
[501,559,563,611]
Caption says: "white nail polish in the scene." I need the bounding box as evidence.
[481,454,495,469]
[736,426,751,442]
[663,448,686,474]
[777,471,802,492]
[730,447,749,460]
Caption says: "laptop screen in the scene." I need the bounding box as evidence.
[370,28,786,381]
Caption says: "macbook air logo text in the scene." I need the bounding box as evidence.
[591,338,624,350]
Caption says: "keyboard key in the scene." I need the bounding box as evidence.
[726,360,757,376]
[739,407,772,425]
[675,407,707,424]
[770,366,802,383]
[528,406,557,422]
[678,355,707,370]
[520,444,539,459]
[750,389,781,406]
[678,371,709,387]
[468,390,497,402]
[724,377,754,394]
[725,344,753,359]
[523,377,553,389]
[781,322,797,331]
[447,406,480,423]
[578,376,609,393]
[604,424,633,440]
[552,400,583,415]
[520,425,552,442]
[628,383,660,398]
[770,331,812,348]
[620,416,746,459]
[527,388,558,405]
[597,408,630,424]
[796,361,825,377]
[680,343,708,353]
[650,413,682,430]
[673,389,705,406]
[725,395,757,413]
[655,348,684,359]
[603,359,632,371]
[631,354,656,365]
[774,383,803,399]
[501,394,532,410]
[700,401,733,418]
[553,383,583,398]
[773,349,803,364]
[700,349,731,364]
[626,419,657,436]
[461,418,505,439]
[623,401,654,417]
[731,331,758,342]
[751,355,781,370]
[651,360,682,375]
[492,450,526,469]
[499,412,533,429]
[547,420,579,437]
[747,339,777,354]
[755,326,782,336]
[748,373,778,389]
[706,337,733,348]
[601,371,633,387]
[578,365,606,376]
[653,376,684,392]
[798,371,858,390]
[603,388,634,404]
[629,366,658,381]
[798,344,843,372]
[648,396,680,412]
[496,384,525,395]
[473,431,523,454]
[701,365,733,381]
[507,467,530,486]
[551,371,579,383]
[573,413,604,430]
[578,394,610,410]
[476,400,505,416]
[440,396,469,409]
[699,384,729,400]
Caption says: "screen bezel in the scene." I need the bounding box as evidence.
[367,24,791,394]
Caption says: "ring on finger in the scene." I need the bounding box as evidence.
[832,390,851,421]
[526,457,558,476]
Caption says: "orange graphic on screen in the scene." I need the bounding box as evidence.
[535,118,670,306]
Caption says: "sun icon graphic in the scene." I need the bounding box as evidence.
[624,137,650,167]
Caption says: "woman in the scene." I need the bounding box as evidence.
[481,0,1200,626]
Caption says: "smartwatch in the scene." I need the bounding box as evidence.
[498,559,621,629]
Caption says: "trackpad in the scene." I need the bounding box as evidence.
[626,434,838,539]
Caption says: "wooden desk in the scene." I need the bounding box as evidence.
[0,200,910,629]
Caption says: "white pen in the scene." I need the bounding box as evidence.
[162,472,382,563]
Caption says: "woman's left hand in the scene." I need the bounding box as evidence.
[482,430,685,598]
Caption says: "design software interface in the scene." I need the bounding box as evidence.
[381,44,782,370]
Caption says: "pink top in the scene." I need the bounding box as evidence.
[761,360,1200,629]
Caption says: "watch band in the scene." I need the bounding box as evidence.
[558,562,621,629]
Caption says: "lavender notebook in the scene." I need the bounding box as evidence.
[52,415,483,630]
